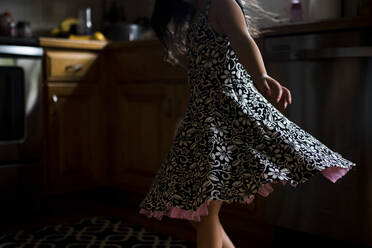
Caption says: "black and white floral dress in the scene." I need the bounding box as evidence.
[139,0,356,222]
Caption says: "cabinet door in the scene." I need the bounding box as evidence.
[47,84,106,194]
[112,83,188,192]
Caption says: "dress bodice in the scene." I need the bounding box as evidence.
[185,0,253,105]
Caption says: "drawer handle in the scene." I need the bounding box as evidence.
[65,64,83,73]
[50,94,58,115]
[52,94,58,103]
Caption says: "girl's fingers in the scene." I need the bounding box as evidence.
[266,77,282,102]
[259,76,292,106]
[256,82,271,97]
[261,75,292,107]
[280,95,288,109]
[278,87,291,110]
[273,82,283,102]
[278,85,283,103]
[282,86,292,104]
[262,81,271,96]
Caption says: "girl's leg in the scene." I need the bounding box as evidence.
[190,219,235,248]
[219,221,235,248]
[196,200,223,248]
[189,200,235,248]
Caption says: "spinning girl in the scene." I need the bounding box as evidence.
[139,0,356,247]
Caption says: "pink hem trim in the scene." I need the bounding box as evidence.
[139,165,352,222]
[320,166,351,183]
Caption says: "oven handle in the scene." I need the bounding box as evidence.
[267,46,372,60]
[0,45,43,57]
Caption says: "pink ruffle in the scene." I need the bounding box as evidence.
[139,165,352,222]
[321,166,351,183]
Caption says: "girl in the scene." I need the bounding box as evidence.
[139,0,356,247]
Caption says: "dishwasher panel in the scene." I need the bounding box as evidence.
[262,30,370,245]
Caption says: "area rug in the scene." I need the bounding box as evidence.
[0,216,196,248]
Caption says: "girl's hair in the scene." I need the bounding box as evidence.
[151,0,274,66]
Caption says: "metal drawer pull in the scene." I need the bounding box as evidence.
[52,94,58,103]
[65,64,83,73]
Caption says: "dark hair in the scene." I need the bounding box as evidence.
[151,0,271,66]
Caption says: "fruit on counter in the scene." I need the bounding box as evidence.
[60,17,78,33]
[92,32,106,41]
[68,32,107,41]
[50,27,60,36]
[49,17,78,37]
[50,16,107,41]
[69,34,91,40]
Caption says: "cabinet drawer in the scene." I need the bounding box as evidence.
[46,51,98,81]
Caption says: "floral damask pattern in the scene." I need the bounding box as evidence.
[139,0,355,221]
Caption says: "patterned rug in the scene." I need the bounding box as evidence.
[0,216,196,248]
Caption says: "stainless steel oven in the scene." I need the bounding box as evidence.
[0,44,43,215]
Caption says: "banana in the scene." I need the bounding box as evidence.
[60,17,78,33]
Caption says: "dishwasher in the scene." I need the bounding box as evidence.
[261,30,372,245]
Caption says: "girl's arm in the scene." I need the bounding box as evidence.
[209,0,291,109]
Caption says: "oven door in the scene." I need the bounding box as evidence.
[0,66,25,142]
[0,50,43,164]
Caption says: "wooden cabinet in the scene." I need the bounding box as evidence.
[43,48,108,195]
[45,51,98,81]
[46,84,106,193]
[41,40,190,194]
[107,41,189,192]
[111,83,188,191]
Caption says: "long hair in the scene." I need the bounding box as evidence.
[151,0,274,66]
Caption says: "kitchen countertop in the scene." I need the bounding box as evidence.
[39,37,108,50]
[261,16,372,37]
[34,16,372,50]
[39,37,159,51]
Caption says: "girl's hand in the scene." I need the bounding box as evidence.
[255,74,292,110]
[280,86,292,109]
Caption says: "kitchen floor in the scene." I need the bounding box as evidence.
[0,188,369,248]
